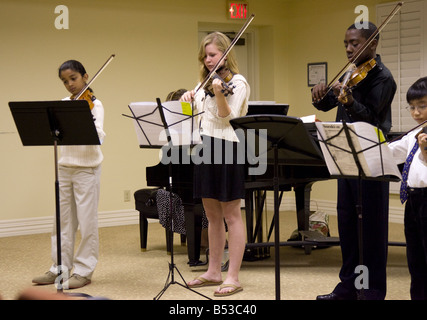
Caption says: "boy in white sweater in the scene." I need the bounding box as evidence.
[32,60,105,289]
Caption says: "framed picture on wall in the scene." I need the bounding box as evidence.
[307,62,327,87]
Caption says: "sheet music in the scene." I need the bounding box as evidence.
[315,121,402,179]
[128,101,201,148]
[128,101,163,147]
[162,100,202,146]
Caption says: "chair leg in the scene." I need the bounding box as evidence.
[183,204,203,265]
[180,234,186,246]
[139,214,148,252]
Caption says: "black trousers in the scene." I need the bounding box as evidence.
[405,187,427,300]
[333,178,389,300]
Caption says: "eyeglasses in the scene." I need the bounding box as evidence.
[406,105,427,112]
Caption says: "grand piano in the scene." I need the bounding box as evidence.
[146,102,334,265]
[242,120,332,258]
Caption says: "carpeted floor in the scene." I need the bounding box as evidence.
[0,210,410,300]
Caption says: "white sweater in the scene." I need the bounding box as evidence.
[193,74,250,142]
[58,97,106,167]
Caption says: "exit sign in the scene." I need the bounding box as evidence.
[227,1,248,19]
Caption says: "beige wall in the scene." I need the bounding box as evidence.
[0,0,401,223]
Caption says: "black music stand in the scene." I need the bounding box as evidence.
[230,115,325,300]
[124,98,209,300]
[315,120,401,300]
[247,103,289,116]
[8,100,100,292]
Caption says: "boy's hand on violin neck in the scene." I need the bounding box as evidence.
[418,132,427,146]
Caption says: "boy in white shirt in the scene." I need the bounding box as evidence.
[32,60,105,289]
[389,76,427,300]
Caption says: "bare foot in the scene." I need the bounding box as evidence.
[214,282,243,297]
[187,273,222,287]
[214,277,241,294]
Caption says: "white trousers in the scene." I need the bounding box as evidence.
[50,165,101,279]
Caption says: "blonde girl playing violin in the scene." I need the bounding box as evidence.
[181,32,250,297]
[32,60,106,289]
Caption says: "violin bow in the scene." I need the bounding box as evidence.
[75,54,116,100]
[388,120,427,143]
[195,14,255,94]
[321,2,403,99]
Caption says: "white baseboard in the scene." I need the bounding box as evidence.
[0,197,404,238]
[0,210,139,238]
[389,206,404,224]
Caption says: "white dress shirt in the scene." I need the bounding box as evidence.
[389,129,427,188]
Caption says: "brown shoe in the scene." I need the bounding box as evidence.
[32,271,57,285]
[67,274,91,289]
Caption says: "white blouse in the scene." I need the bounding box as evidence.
[193,74,250,142]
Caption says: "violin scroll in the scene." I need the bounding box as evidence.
[205,72,235,97]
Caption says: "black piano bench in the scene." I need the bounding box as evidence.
[134,188,185,252]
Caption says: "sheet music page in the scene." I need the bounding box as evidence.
[299,115,317,123]
[352,122,401,179]
[128,101,202,147]
[316,122,368,176]
[128,101,164,147]
[316,122,402,179]
[162,101,202,146]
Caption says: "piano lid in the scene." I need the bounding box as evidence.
[230,115,325,166]
[247,101,289,116]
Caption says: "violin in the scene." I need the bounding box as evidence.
[416,126,427,151]
[338,58,377,104]
[71,89,96,109]
[204,66,235,97]
[72,54,115,108]
[423,126,427,151]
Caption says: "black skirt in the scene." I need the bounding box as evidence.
[193,135,246,202]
